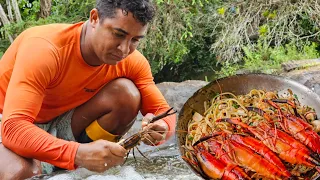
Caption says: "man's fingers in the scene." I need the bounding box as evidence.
[150,131,163,140]
[103,144,126,167]
[145,130,164,142]
[141,118,169,146]
[148,123,167,132]
[143,134,157,145]
[141,113,155,127]
[104,155,125,167]
[107,142,127,157]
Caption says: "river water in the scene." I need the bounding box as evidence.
[31,157,200,180]
[29,145,201,180]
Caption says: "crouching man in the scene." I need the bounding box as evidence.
[0,0,176,179]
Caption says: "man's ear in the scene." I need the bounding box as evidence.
[89,8,100,28]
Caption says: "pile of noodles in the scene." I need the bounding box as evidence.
[184,89,317,178]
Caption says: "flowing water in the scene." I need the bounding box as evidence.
[29,145,201,180]
[30,157,200,180]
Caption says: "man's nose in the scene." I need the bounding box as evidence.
[118,40,130,56]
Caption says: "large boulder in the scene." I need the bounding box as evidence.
[128,80,208,157]
[281,65,320,97]
[156,80,209,113]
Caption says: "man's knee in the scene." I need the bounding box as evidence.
[0,144,41,180]
[96,78,141,134]
[2,161,40,180]
[102,78,141,113]
[72,78,142,139]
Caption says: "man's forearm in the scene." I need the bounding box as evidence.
[1,117,79,170]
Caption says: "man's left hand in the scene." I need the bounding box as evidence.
[141,113,168,146]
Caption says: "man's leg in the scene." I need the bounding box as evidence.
[71,78,141,141]
[0,124,42,180]
[0,78,141,179]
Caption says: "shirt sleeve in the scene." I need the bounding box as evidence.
[125,51,176,141]
[1,37,79,170]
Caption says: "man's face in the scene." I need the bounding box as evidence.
[89,9,148,65]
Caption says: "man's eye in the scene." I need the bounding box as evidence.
[132,38,140,43]
[114,32,125,38]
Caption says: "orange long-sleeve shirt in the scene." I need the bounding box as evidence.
[0,22,176,170]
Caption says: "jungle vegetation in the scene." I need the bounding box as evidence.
[0,0,319,83]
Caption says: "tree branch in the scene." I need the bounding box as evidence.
[11,0,22,22]
[0,3,10,25]
[6,0,13,22]
[40,0,52,18]
[0,3,14,43]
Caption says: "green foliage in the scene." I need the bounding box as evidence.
[153,30,218,82]
[209,40,320,79]
[218,62,240,78]
[17,0,94,22]
[19,0,40,21]
[0,0,94,56]
[51,0,94,22]
[242,41,319,72]
[1,0,320,83]
[0,39,10,59]
[140,0,222,81]
[259,25,268,37]
[211,1,320,64]
[139,1,198,74]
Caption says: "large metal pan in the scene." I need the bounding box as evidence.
[176,73,320,179]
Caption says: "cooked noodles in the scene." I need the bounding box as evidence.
[183,89,317,178]
[182,86,320,180]
[184,89,316,150]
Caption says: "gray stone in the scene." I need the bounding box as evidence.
[281,65,320,97]
[281,59,320,72]
[156,80,209,113]
[127,80,208,157]
[135,80,208,120]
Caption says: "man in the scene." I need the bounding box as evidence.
[0,0,176,179]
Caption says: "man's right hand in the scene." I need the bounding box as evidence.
[74,140,127,172]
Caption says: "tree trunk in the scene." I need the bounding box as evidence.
[0,3,13,42]
[0,4,10,25]
[6,0,13,22]
[11,0,22,22]
[40,0,52,18]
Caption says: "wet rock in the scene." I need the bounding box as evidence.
[281,59,320,72]
[156,80,209,113]
[134,80,208,121]
[128,80,209,157]
[281,66,320,97]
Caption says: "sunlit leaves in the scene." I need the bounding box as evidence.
[217,7,225,15]
[259,25,268,36]
[262,10,277,19]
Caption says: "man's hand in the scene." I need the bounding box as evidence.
[141,113,169,146]
[75,140,127,172]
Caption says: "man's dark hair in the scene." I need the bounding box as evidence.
[96,0,155,25]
